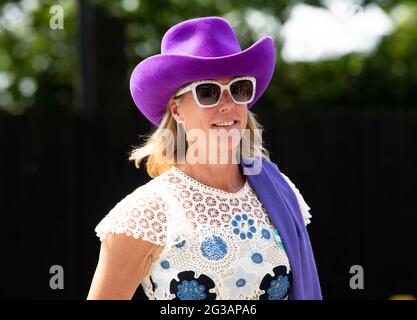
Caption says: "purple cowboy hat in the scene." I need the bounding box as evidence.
[129,16,276,126]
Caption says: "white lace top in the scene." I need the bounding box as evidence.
[95,165,312,300]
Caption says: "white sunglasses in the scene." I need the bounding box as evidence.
[174,76,256,108]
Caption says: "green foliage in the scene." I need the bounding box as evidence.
[0,0,415,115]
[0,0,77,115]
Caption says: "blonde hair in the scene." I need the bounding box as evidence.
[128,96,270,178]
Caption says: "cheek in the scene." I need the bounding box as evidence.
[182,108,213,134]
[195,109,215,129]
[180,100,199,128]
[191,112,210,130]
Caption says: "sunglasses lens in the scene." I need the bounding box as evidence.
[196,83,221,106]
[230,79,254,103]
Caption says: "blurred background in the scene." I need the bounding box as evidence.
[0,0,416,299]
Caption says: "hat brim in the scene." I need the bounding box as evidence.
[130,36,276,126]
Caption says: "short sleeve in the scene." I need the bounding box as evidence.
[280,172,312,226]
[95,186,169,246]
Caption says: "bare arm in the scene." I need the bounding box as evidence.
[87,233,164,300]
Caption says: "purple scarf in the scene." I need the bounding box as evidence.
[239,158,322,300]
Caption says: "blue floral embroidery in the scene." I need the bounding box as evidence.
[160,260,170,269]
[236,278,246,287]
[261,228,271,240]
[170,271,217,300]
[251,253,263,264]
[231,213,256,240]
[267,275,290,300]
[175,240,186,248]
[224,267,257,297]
[177,279,207,300]
[200,235,228,261]
[260,266,291,300]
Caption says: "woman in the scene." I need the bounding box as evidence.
[87,16,322,300]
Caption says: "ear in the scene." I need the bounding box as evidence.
[169,99,183,123]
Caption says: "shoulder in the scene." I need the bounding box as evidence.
[95,173,172,246]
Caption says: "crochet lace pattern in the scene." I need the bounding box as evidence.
[95,166,312,300]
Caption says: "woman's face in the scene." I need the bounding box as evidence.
[170,76,248,161]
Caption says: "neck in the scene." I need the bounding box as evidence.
[175,155,246,193]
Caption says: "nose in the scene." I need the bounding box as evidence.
[218,89,234,112]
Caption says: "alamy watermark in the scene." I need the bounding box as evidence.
[49,265,64,290]
[349,265,364,290]
[49,5,64,30]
